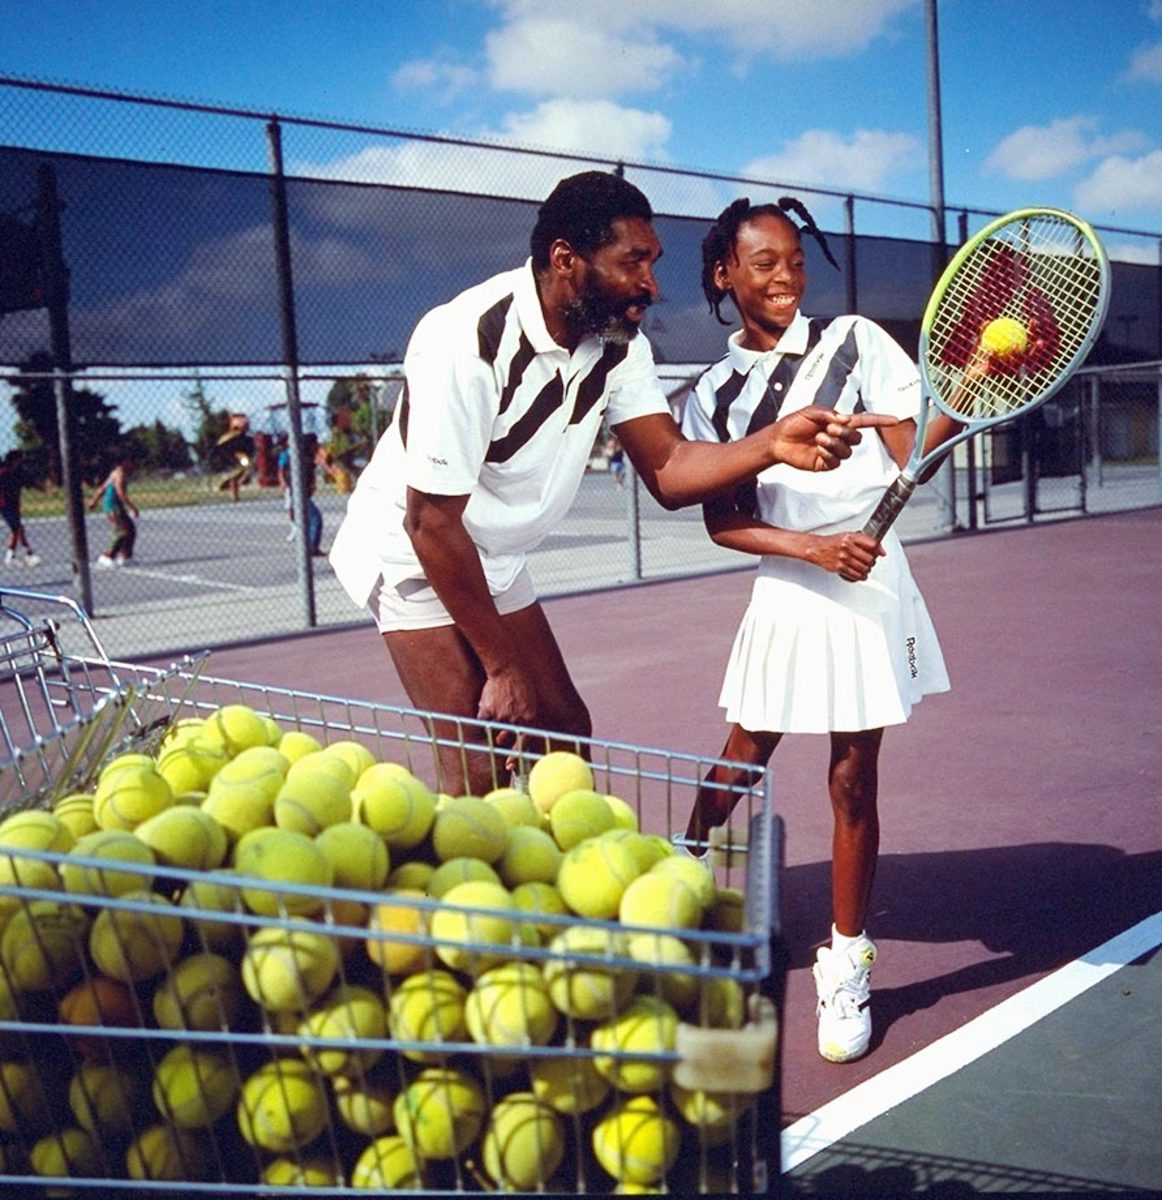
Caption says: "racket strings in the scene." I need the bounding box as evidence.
[929,215,1105,421]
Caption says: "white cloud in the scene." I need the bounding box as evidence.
[742,128,922,194]
[1125,40,1162,82]
[983,116,1147,182]
[1074,149,1162,215]
[485,17,682,97]
[392,58,479,102]
[498,99,672,159]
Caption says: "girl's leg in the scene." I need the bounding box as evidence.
[827,728,884,938]
[685,725,782,843]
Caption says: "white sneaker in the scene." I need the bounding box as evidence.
[95,554,115,569]
[23,553,39,567]
[3,550,13,565]
[813,935,876,1063]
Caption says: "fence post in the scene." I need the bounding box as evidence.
[36,164,93,614]
[267,117,316,629]
[843,196,857,315]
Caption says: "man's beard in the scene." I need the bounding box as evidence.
[562,287,651,345]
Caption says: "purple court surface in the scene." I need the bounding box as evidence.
[191,508,1161,1194]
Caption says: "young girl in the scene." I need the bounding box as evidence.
[680,198,963,1064]
[89,455,139,567]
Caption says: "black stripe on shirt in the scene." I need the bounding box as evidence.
[808,323,859,411]
[498,332,536,416]
[486,373,565,463]
[572,342,629,426]
[477,294,515,365]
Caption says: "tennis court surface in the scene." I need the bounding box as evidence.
[202,508,1162,1195]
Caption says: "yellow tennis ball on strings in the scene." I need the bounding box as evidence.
[548,789,617,850]
[237,1058,328,1153]
[233,827,333,916]
[430,795,509,864]
[61,828,157,897]
[241,925,340,1013]
[529,1052,611,1116]
[152,1043,240,1129]
[430,880,516,973]
[93,761,173,831]
[277,728,323,763]
[273,769,352,836]
[352,762,437,849]
[134,805,229,871]
[366,889,433,976]
[68,1061,142,1137]
[350,1134,423,1190]
[592,1094,680,1186]
[496,824,563,887]
[619,870,702,931]
[298,983,388,1077]
[125,1123,209,1182]
[592,994,680,1093]
[427,855,501,898]
[153,951,246,1032]
[387,969,469,1063]
[202,703,275,756]
[29,1126,107,1181]
[980,316,1028,357]
[482,1090,566,1192]
[556,835,641,919]
[315,821,390,891]
[0,1059,53,1134]
[89,891,185,983]
[465,960,559,1049]
[1,898,90,991]
[393,1066,485,1160]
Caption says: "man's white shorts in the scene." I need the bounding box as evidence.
[370,566,537,632]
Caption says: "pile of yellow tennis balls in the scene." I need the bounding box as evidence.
[0,710,758,1193]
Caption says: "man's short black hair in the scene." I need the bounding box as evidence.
[530,171,653,270]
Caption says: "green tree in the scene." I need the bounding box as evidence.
[181,373,234,475]
[124,419,192,472]
[9,351,122,485]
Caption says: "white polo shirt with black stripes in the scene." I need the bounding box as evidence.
[330,260,671,607]
[682,311,922,535]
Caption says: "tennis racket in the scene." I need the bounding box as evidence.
[860,207,1110,543]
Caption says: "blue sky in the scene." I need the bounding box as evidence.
[2,0,1161,264]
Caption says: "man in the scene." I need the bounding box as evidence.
[330,171,894,793]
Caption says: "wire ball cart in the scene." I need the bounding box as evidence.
[0,588,787,1195]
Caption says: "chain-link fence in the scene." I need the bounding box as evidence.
[1,76,1160,660]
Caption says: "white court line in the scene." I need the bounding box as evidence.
[782,911,1162,1173]
[115,567,262,594]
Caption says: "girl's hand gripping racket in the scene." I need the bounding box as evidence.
[860,207,1110,545]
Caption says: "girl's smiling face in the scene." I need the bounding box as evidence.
[715,212,806,351]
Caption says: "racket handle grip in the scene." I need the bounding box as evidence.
[862,474,917,541]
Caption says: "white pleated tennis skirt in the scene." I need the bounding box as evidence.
[719,540,949,734]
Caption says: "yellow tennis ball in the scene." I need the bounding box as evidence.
[366,889,434,976]
[484,785,542,827]
[705,885,746,933]
[178,871,246,956]
[153,951,246,1031]
[315,821,390,891]
[430,795,508,864]
[89,890,185,983]
[155,738,228,794]
[351,1134,423,1190]
[426,855,501,898]
[233,827,334,917]
[0,810,71,917]
[527,751,594,815]
[0,1059,53,1133]
[698,975,747,1029]
[592,994,679,1093]
[262,1156,341,1187]
[125,1122,209,1182]
[669,1082,752,1147]
[530,1052,611,1115]
[557,835,641,920]
[592,1094,680,1186]
[69,1061,141,1137]
[277,728,323,763]
[200,778,275,845]
[482,1090,566,1191]
[603,828,669,873]
[465,961,558,1049]
[93,762,173,831]
[430,880,516,973]
[649,853,716,910]
[134,804,229,872]
[352,762,437,849]
[202,703,275,756]
[619,870,702,931]
[323,739,377,779]
[626,932,699,1013]
[387,968,469,1063]
[496,824,563,888]
[214,744,290,794]
[241,926,340,1013]
[30,1126,106,1180]
[393,1066,484,1160]
[157,717,206,751]
[61,828,157,897]
[298,983,387,1077]
[1,899,90,991]
[287,750,358,791]
[152,1043,240,1129]
[981,315,1028,357]
[511,880,570,941]
[603,792,639,831]
[386,859,435,891]
[52,792,99,839]
[332,1070,396,1137]
[541,925,634,1021]
[237,1058,328,1153]
[274,770,352,837]
[548,789,618,851]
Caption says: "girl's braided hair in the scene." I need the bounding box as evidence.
[700,196,839,325]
